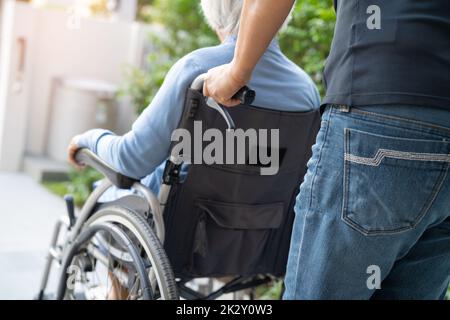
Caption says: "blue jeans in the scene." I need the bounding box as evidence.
[283,104,450,300]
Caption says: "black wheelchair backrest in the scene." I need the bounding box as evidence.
[162,87,321,278]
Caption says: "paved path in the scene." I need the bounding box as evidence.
[0,173,65,299]
[0,173,239,300]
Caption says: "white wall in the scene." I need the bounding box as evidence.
[0,2,146,171]
[25,8,140,155]
[0,1,37,171]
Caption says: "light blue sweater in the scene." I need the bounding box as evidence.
[77,36,320,195]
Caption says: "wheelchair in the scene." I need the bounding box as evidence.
[37,74,321,300]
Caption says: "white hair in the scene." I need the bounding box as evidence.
[200,0,292,36]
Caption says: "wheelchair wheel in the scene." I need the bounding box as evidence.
[56,206,178,300]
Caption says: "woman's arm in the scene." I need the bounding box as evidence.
[204,0,295,106]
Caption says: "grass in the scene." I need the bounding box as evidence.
[255,280,283,300]
[43,167,103,207]
[42,181,83,207]
[42,180,69,198]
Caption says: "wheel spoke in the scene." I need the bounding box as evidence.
[59,207,178,300]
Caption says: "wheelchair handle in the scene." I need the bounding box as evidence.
[191,73,256,105]
[190,74,256,130]
[74,148,138,189]
[233,86,256,106]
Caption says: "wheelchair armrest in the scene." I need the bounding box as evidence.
[74,148,138,189]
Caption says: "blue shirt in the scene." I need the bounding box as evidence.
[77,36,320,194]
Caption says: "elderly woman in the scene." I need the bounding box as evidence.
[68,0,320,198]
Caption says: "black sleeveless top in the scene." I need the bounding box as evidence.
[323,0,450,110]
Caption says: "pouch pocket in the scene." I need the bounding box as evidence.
[191,199,284,276]
[342,128,449,236]
[351,19,398,47]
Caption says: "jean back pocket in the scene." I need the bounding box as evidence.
[343,128,449,236]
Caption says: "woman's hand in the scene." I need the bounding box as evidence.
[203,61,251,107]
[67,135,84,169]
[204,0,294,107]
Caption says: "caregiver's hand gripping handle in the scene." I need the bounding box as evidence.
[191,73,256,130]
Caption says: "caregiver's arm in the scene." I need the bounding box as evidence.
[204,0,295,106]
[68,57,202,179]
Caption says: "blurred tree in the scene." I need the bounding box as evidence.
[88,0,110,16]
[279,0,335,93]
[122,0,218,114]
